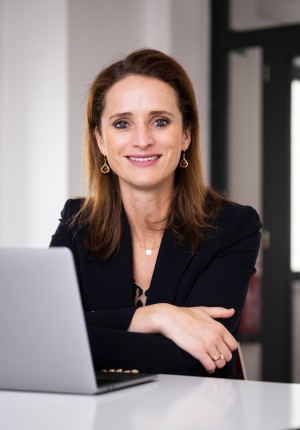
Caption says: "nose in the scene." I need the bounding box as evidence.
[134,124,154,148]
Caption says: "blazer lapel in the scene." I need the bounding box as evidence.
[94,213,134,309]
[146,228,193,305]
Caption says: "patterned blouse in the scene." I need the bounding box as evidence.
[133,279,148,307]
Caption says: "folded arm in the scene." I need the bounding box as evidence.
[128,304,237,374]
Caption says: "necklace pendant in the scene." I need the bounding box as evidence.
[145,249,152,256]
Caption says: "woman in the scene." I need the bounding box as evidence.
[50,48,261,378]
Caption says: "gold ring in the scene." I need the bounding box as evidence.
[212,353,225,362]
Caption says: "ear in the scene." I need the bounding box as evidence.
[94,127,107,156]
[181,126,191,151]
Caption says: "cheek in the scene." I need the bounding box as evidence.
[107,134,132,154]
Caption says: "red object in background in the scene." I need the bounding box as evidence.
[240,272,261,335]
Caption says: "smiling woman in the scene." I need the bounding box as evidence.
[50,48,262,378]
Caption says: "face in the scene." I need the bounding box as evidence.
[95,75,191,194]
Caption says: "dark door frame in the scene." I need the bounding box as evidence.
[211,0,300,382]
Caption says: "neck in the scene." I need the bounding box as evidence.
[120,184,173,247]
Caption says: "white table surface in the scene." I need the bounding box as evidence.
[1,374,300,430]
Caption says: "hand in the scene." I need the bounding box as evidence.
[128,304,238,374]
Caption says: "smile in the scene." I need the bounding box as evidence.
[128,156,159,162]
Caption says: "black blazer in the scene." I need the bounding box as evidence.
[50,199,261,378]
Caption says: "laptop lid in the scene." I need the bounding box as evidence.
[0,247,100,394]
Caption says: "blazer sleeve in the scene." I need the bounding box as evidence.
[184,204,262,335]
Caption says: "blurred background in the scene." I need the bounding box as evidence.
[0,0,299,384]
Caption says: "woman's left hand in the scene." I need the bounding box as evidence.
[128,303,237,374]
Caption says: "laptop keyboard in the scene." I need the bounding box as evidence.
[97,371,147,382]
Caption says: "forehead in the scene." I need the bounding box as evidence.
[103,75,180,113]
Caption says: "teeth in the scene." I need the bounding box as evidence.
[129,156,158,162]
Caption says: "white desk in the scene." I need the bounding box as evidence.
[1,374,300,430]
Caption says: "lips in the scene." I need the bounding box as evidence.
[126,154,161,167]
[128,155,159,162]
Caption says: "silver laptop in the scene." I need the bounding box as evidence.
[0,247,157,395]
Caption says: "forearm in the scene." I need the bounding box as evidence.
[85,307,136,330]
[85,305,207,376]
[88,326,207,376]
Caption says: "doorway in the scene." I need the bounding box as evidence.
[211,0,300,382]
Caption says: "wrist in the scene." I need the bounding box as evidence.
[128,303,173,334]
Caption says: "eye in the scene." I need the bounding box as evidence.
[113,119,129,129]
[154,117,170,127]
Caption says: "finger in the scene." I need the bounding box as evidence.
[201,307,235,320]
[198,352,217,374]
[222,331,238,352]
[197,344,231,373]
[212,344,233,369]
[210,350,226,369]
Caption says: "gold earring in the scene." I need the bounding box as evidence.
[101,156,110,174]
[179,151,188,168]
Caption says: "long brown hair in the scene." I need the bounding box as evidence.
[76,48,223,260]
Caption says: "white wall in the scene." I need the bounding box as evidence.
[0,0,210,247]
[171,0,211,182]
[0,0,68,247]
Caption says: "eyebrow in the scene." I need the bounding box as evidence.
[151,110,175,118]
[108,112,131,121]
[108,110,175,121]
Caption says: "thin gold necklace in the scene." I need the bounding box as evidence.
[131,237,161,256]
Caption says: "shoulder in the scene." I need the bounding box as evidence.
[219,201,261,226]
[204,188,261,233]
[50,198,85,249]
[59,198,84,223]
[216,201,262,245]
